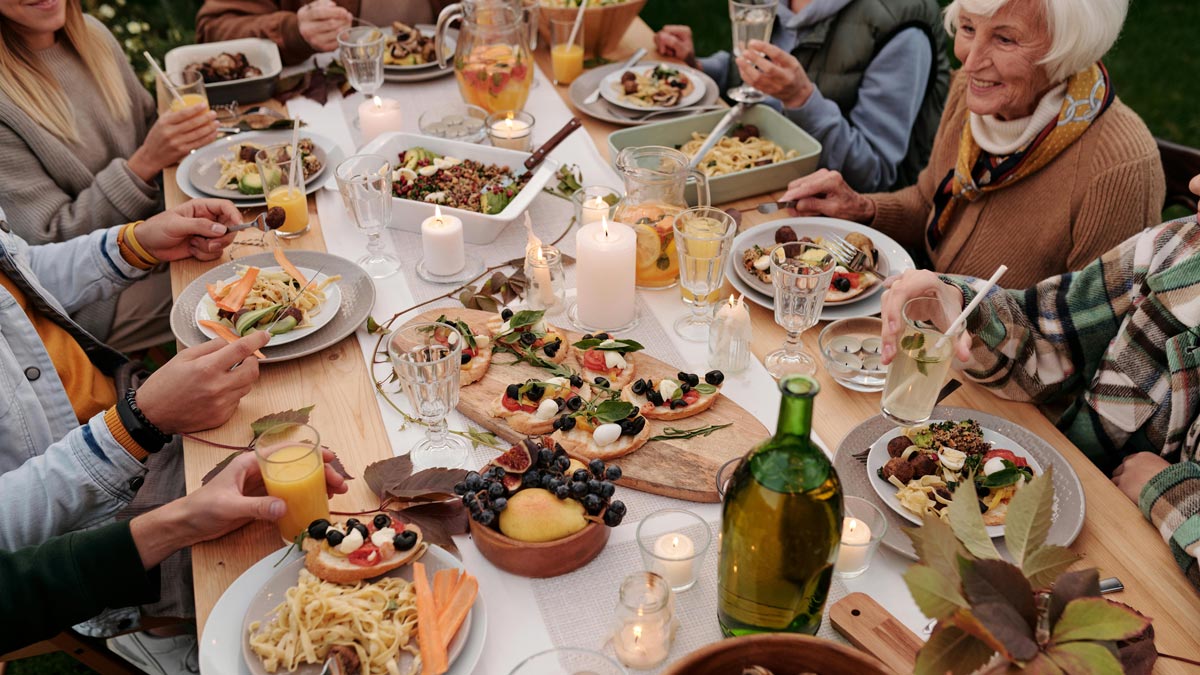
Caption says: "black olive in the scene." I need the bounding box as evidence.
[594,376,610,387]
[631,379,646,395]
[560,416,576,431]
[648,391,664,406]
[705,370,725,385]
[528,383,545,400]
[326,529,345,547]
[677,371,689,382]
[671,399,687,409]
[833,276,852,292]
[505,384,521,399]
[582,333,593,340]
[569,374,584,388]
[687,373,700,387]
[618,419,633,435]
[352,523,369,540]
[680,383,691,394]
[552,416,564,430]
[595,333,610,340]
[553,397,566,410]
[345,518,361,530]
[544,343,558,356]
[372,514,391,530]
[566,395,583,410]
[461,353,472,365]
[520,332,537,346]
[394,530,418,551]
[307,519,330,539]
[501,308,514,320]
[631,416,647,434]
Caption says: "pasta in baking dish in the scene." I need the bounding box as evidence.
[681,131,799,177]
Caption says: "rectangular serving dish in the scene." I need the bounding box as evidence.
[164,38,282,106]
[607,105,822,204]
[359,132,559,244]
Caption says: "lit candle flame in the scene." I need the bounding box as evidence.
[372,95,383,109]
[433,204,443,226]
[847,519,858,536]
[670,535,680,550]
[633,625,642,643]
[505,111,515,132]
[601,214,610,239]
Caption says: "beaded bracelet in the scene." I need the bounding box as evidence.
[115,387,171,454]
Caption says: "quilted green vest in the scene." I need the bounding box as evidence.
[732,0,950,189]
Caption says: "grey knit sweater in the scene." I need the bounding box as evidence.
[0,15,161,339]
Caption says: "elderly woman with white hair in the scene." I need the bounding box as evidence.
[779,0,1164,288]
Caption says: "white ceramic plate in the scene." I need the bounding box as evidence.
[384,24,453,72]
[199,545,486,675]
[599,62,707,111]
[732,230,889,307]
[728,217,915,320]
[865,421,1044,538]
[176,130,344,208]
[188,139,329,200]
[194,266,342,347]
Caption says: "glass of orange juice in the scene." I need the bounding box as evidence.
[550,18,585,86]
[159,69,208,114]
[253,422,330,544]
[255,143,309,238]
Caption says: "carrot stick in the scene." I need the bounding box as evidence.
[198,320,267,359]
[437,574,478,651]
[215,267,259,313]
[273,248,308,287]
[434,569,457,611]
[414,562,448,675]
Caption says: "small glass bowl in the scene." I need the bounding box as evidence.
[818,317,888,392]
[418,103,489,143]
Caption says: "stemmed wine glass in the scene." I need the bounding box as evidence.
[388,323,470,470]
[673,206,736,341]
[765,242,835,378]
[338,26,386,126]
[335,154,399,278]
[728,0,778,103]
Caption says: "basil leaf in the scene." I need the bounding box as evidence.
[571,338,645,352]
[594,400,635,423]
[980,467,1023,488]
[508,310,544,330]
[900,333,924,351]
[695,383,718,395]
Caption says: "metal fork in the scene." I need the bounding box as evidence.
[822,233,882,281]
[632,104,727,121]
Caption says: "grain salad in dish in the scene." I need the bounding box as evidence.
[391,147,531,214]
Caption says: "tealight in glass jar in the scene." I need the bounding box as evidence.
[524,244,566,311]
[610,572,677,670]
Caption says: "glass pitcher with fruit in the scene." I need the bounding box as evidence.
[436,1,534,114]
[612,146,712,289]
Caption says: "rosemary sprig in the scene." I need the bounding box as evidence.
[649,423,733,442]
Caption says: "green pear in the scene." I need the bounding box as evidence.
[499,488,588,542]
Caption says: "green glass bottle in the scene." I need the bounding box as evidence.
[717,375,843,636]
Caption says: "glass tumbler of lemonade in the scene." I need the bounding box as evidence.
[673,207,736,341]
[159,69,208,114]
[880,297,955,426]
[550,18,584,86]
[255,143,309,238]
[253,422,330,544]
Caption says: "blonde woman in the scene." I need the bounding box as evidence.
[0,0,219,350]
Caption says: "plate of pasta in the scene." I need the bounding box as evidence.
[194,252,342,348]
[682,124,800,177]
[242,544,478,675]
[600,63,706,110]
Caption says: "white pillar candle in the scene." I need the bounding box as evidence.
[835,517,872,573]
[613,623,671,669]
[575,216,636,330]
[530,246,556,307]
[420,205,466,276]
[580,195,611,225]
[489,116,532,151]
[359,96,403,144]
[652,533,695,588]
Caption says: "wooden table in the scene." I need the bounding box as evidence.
[168,18,1200,669]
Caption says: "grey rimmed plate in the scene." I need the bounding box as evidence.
[568,62,720,126]
[176,130,344,208]
[834,405,1086,560]
[171,251,375,363]
[241,545,477,675]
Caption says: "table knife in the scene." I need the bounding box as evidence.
[686,102,751,170]
[583,48,647,105]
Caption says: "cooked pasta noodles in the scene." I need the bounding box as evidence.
[209,267,341,328]
[248,570,420,675]
[680,132,799,177]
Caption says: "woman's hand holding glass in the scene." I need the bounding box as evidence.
[127,104,219,181]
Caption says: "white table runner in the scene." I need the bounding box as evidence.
[287,62,927,675]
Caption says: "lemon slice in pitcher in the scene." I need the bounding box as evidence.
[634,222,662,271]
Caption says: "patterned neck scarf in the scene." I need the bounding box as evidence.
[926,63,1115,250]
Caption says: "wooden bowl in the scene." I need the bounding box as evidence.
[661,633,894,675]
[469,517,610,577]
[537,0,649,58]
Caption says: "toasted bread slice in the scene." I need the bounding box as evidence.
[825,271,877,303]
[461,345,492,385]
[552,422,651,461]
[302,523,426,584]
[490,383,591,435]
[571,349,639,389]
[620,381,720,420]
[486,316,570,364]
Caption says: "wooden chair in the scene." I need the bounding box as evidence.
[1,618,186,675]
[1157,137,1200,213]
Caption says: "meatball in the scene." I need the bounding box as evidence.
[774,226,798,244]
[238,145,259,162]
[910,452,940,478]
[882,457,915,484]
[887,435,914,458]
[623,79,640,95]
[731,123,761,141]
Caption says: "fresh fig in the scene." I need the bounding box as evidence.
[501,473,523,493]
[492,441,533,474]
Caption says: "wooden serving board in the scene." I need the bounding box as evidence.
[402,308,770,502]
[829,593,922,674]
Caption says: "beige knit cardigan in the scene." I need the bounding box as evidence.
[867,72,1165,288]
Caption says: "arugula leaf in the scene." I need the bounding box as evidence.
[433,315,476,351]
[594,400,635,423]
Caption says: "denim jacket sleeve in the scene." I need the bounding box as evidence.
[0,411,147,550]
[5,225,148,315]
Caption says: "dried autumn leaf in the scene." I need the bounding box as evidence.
[1022,545,1082,589]
[475,295,499,313]
[1051,598,1150,644]
[1048,568,1100,629]
[913,623,995,675]
[906,515,966,584]
[458,287,477,308]
[904,564,968,619]
[389,501,468,557]
[948,479,999,560]
[1004,465,1055,568]
[1115,608,1156,675]
[1044,641,1124,675]
[364,455,415,497]
[1018,654,1068,675]
[971,601,1039,662]
[200,451,243,485]
[250,405,315,439]
[960,558,1037,629]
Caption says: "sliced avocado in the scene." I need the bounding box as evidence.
[238,172,264,195]
[268,315,299,335]
[235,304,281,335]
[481,190,511,215]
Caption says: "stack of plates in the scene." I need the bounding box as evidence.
[175,130,343,208]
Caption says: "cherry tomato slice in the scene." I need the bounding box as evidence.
[583,349,607,372]
[683,389,701,404]
[984,449,1028,468]
[348,542,381,567]
[501,395,521,412]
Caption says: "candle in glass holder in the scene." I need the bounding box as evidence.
[611,573,676,670]
[574,215,635,330]
[835,516,872,572]
[572,186,619,226]
[651,533,695,589]
[709,294,752,373]
[486,111,534,151]
[420,205,465,276]
[359,95,403,144]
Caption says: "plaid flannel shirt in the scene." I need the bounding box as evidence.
[942,217,1200,589]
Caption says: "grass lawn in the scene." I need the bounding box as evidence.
[642,0,1200,147]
